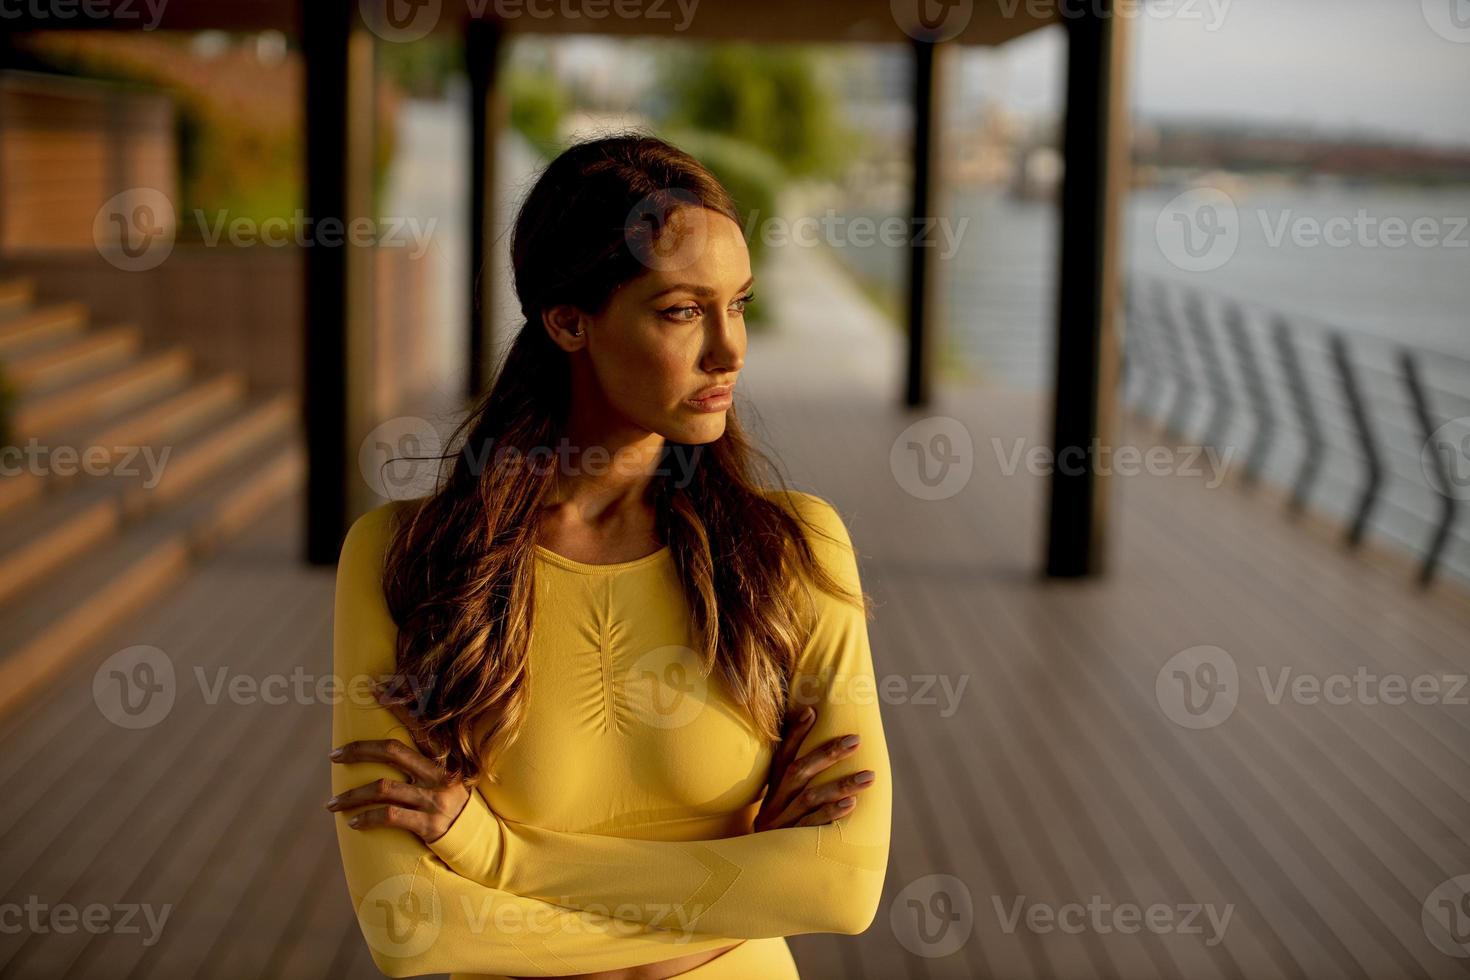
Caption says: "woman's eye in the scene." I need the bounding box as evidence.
[731,293,754,314]
[663,305,700,322]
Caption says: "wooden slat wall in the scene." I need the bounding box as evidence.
[0,73,176,251]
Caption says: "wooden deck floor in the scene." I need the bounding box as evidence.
[2,372,1469,979]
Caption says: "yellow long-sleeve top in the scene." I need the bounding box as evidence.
[331,489,892,978]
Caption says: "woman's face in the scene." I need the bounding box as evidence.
[553,206,751,448]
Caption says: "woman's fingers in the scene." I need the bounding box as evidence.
[772,768,876,828]
[325,775,433,813]
[794,796,859,827]
[767,733,861,816]
[770,706,816,778]
[344,802,438,838]
[330,737,446,787]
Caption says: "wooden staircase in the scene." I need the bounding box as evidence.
[0,277,304,718]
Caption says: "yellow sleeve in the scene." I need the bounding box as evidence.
[425,491,893,939]
[331,504,747,977]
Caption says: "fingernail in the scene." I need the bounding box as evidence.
[837,797,856,808]
[329,748,343,760]
[853,771,875,784]
[325,796,340,809]
[840,734,860,749]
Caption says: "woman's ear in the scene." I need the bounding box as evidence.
[542,304,587,351]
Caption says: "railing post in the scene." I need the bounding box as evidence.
[1400,349,1459,587]
[1328,334,1383,548]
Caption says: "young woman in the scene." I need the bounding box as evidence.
[327,134,892,980]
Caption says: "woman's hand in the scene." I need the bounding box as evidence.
[326,685,475,844]
[752,705,876,831]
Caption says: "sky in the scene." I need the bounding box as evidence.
[965,0,1470,147]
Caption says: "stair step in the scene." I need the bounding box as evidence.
[14,349,192,437]
[0,302,87,357]
[0,440,303,720]
[124,391,297,514]
[0,392,298,605]
[34,373,249,496]
[6,325,142,395]
[0,278,36,316]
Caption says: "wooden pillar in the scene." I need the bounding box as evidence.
[466,17,505,399]
[1043,2,1132,577]
[302,2,377,565]
[903,37,948,408]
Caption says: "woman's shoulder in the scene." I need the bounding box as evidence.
[338,497,425,570]
[759,487,859,580]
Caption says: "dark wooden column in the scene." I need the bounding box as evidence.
[466,16,505,399]
[301,2,376,565]
[1043,2,1131,577]
[903,37,947,408]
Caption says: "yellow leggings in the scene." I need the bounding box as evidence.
[467,938,799,980]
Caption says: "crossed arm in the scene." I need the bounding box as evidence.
[330,493,892,976]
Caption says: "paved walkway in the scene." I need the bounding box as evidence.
[4,232,1470,979]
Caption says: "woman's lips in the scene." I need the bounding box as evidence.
[686,387,733,412]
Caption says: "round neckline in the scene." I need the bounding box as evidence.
[532,542,672,574]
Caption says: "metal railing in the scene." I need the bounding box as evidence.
[1121,274,1470,589]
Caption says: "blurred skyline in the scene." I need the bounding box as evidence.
[969,1,1470,148]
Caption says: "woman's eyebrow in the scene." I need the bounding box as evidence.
[648,277,756,300]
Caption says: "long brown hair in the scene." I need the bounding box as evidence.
[378,132,867,785]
